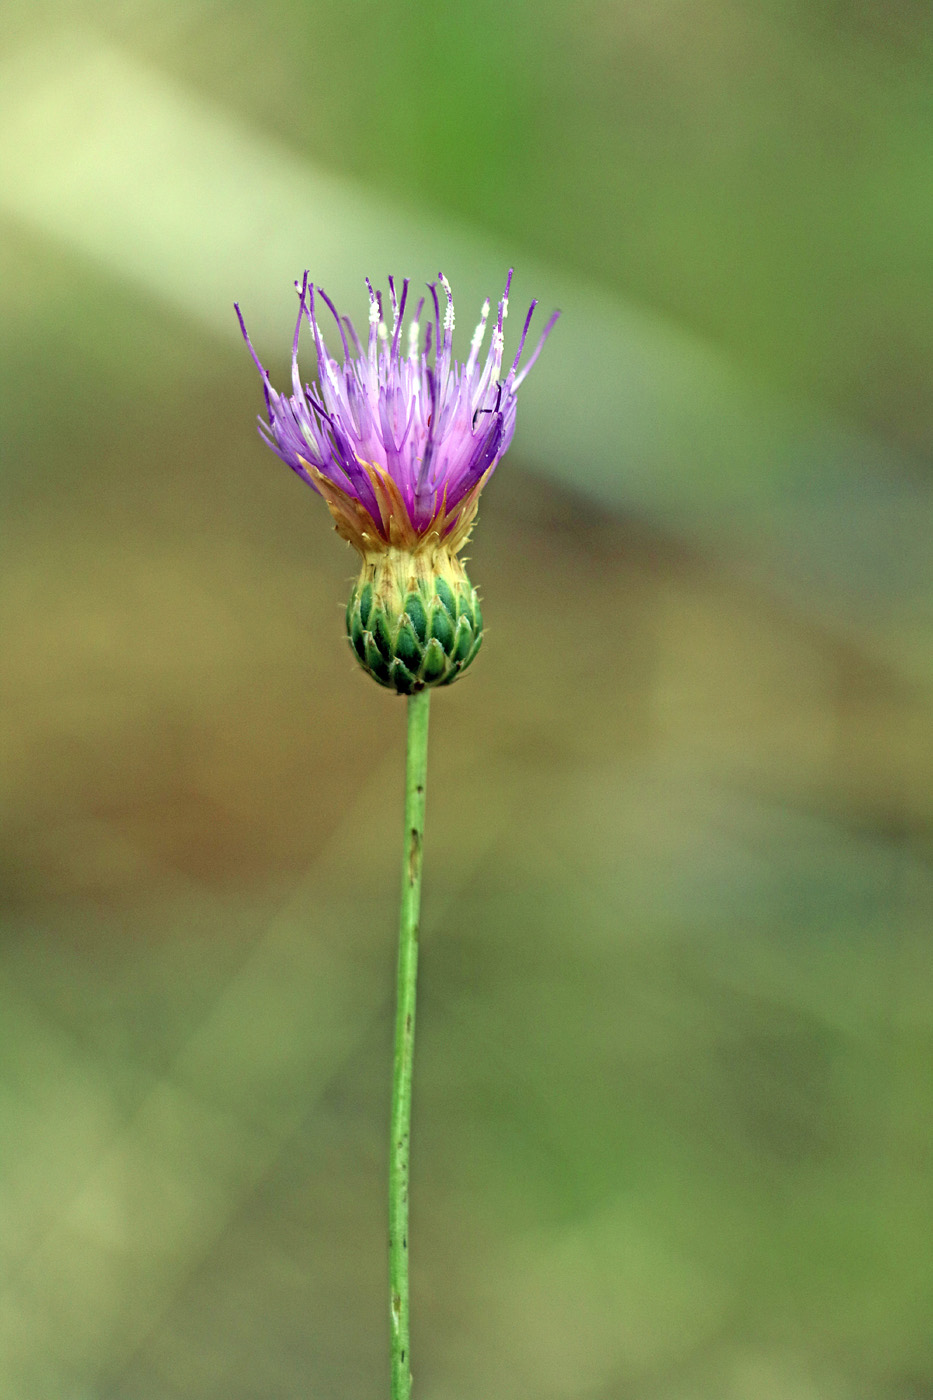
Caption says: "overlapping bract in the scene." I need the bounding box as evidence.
[236,271,558,555]
[346,551,484,695]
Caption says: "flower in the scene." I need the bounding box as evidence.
[235,271,558,558]
[236,271,557,693]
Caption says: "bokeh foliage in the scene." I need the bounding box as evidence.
[1,1,931,1398]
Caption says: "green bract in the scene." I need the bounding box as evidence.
[346,547,483,694]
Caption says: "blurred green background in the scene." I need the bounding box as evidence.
[1,2,931,1398]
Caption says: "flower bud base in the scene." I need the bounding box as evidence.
[346,546,483,694]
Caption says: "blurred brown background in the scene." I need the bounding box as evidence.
[1,2,931,1398]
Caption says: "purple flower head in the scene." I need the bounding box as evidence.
[235,272,558,556]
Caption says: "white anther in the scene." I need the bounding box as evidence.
[369,299,380,326]
[492,328,504,358]
[440,274,455,333]
[378,321,389,342]
[408,321,420,358]
[502,297,509,321]
[471,300,490,353]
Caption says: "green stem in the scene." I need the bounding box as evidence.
[389,687,430,1400]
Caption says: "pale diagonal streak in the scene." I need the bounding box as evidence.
[0,31,929,675]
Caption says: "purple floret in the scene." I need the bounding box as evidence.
[235,271,558,541]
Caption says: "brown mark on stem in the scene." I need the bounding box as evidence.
[407,828,422,884]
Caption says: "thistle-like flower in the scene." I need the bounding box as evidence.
[236,271,557,693]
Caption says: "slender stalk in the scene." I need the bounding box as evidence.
[389,687,430,1400]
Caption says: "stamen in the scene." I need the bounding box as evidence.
[234,302,274,416]
[427,282,442,358]
[391,278,410,361]
[342,316,363,355]
[292,272,310,359]
[440,273,455,334]
[513,307,561,388]
[508,299,538,379]
[470,299,490,356]
[305,390,335,426]
[316,286,352,361]
[306,284,329,366]
[498,264,512,330]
